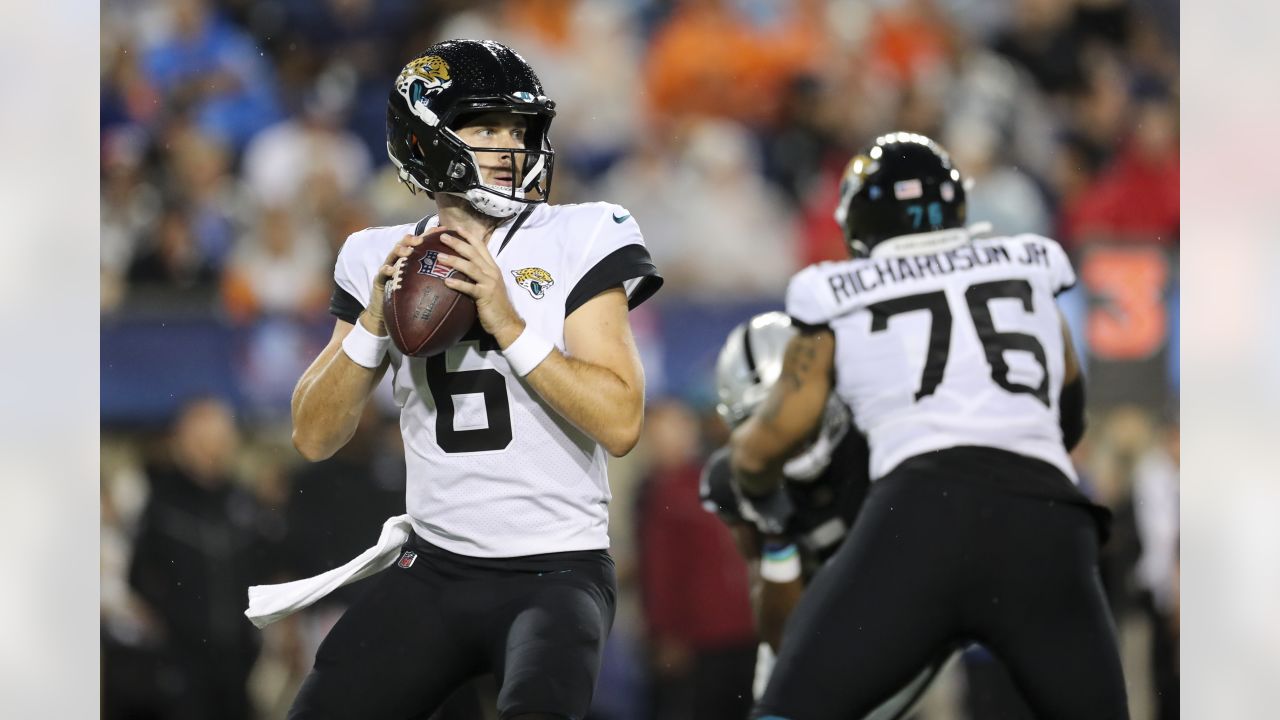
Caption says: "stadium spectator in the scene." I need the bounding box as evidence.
[648,118,799,297]
[140,0,283,150]
[643,0,828,128]
[991,0,1088,95]
[127,200,220,292]
[1061,83,1179,247]
[241,68,373,213]
[636,399,756,720]
[102,479,169,720]
[128,396,275,720]
[102,126,162,312]
[863,0,953,86]
[282,405,405,618]
[221,206,331,322]
[945,118,1053,236]
[171,128,244,265]
[1134,419,1181,720]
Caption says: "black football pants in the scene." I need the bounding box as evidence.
[288,533,616,720]
[755,447,1129,720]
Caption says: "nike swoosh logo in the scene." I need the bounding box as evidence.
[612,212,630,224]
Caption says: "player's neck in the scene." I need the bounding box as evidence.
[436,194,505,244]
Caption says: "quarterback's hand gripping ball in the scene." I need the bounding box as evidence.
[383,228,478,357]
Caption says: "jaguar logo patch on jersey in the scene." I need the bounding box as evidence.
[397,551,417,569]
[512,267,554,299]
[419,250,454,279]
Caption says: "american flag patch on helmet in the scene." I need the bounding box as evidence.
[893,179,923,200]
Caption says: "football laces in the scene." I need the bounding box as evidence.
[387,256,408,294]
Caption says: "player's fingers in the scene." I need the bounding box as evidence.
[436,254,482,282]
[443,275,478,298]
[438,234,477,261]
[384,245,412,265]
[445,234,497,273]
[447,231,497,267]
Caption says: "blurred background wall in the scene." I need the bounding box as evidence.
[98,1,1179,718]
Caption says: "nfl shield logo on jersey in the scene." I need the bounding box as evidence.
[419,251,454,279]
[397,550,418,569]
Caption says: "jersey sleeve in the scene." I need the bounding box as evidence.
[329,283,363,324]
[333,229,372,312]
[330,227,399,322]
[1043,237,1077,295]
[785,264,834,326]
[565,204,664,317]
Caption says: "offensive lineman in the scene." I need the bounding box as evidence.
[287,40,662,719]
[731,133,1127,719]
[703,312,950,718]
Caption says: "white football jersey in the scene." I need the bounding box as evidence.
[332,202,662,557]
[786,233,1077,482]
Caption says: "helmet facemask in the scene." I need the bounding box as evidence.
[450,108,556,218]
[388,97,556,218]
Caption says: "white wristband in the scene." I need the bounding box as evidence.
[503,327,555,376]
[341,320,390,369]
[760,543,802,583]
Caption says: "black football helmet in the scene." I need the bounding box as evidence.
[386,39,556,218]
[834,132,968,257]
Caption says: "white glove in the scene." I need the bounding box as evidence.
[784,394,851,481]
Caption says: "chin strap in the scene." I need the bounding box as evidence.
[459,182,527,218]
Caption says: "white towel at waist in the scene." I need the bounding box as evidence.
[245,514,414,629]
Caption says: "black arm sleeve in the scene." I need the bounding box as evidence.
[329,283,364,324]
[1059,376,1086,451]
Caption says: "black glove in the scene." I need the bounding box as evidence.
[731,481,794,536]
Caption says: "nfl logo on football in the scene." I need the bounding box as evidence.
[398,551,418,569]
[419,250,454,279]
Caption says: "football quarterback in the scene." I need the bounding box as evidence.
[282,39,663,720]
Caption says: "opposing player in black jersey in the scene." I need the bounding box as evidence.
[731,133,1127,719]
[702,311,948,719]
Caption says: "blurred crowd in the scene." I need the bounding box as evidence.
[100,0,1179,718]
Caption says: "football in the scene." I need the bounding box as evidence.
[383,229,477,357]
